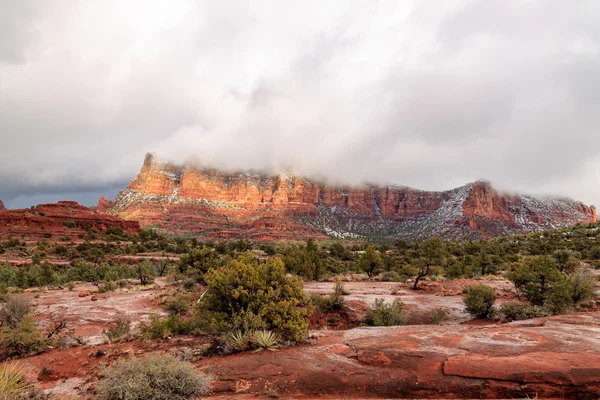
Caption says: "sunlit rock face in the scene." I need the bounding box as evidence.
[101,153,597,241]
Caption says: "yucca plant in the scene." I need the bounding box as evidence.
[0,363,30,400]
[226,330,248,351]
[251,330,280,352]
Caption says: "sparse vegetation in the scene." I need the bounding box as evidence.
[0,296,31,329]
[500,302,548,321]
[97,354,212,400]
[364,298,407,326]
[428,308,447,325]
[310,281,346,313]
[62,220,76,229]
[103,318,132,343]
[0,362,31,399]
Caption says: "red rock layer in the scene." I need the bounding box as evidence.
[0,201,140,241]
[103,153,597,240]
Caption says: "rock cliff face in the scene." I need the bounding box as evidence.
[103,153,597,241]
[0,200,5,211]
[0,201,140,241]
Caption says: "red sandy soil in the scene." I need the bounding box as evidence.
[27,279,170,345]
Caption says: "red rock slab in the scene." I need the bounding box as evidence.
[199,313,600,398]
[443,352,600,385]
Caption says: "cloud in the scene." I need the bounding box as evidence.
[1,0,600,208]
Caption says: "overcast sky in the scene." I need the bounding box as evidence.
[2,0,600,208]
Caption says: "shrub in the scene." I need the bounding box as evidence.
[140,315,171,340]
[281,240,323,280]
[103,318,132,343]
[0,362,31,399]
[428,308,447,324]
[0,296,31,329]
[463,284,496,318]
[62,220,77,229]
[570,269,596,304]
[98,281,117,293]
[196,255,310,342]
[309,294,331,313]
[380,271,402,282]
[97,354,211,400]
[310,281,346,313]
[500,301,549,321]
[1,314,47,357]
[141,315,192,340]
[364,298,407,326]
[0,284,8,303]
[164,295,190,316]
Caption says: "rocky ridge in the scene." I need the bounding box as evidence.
[102,153,597,240]
[0,201,140,241]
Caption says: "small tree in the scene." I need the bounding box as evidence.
[413,238,445,290]
[282,239,323,280]
[137,261,155,285]
[463,284,496,319]
[507,256,566,306]
[358,247,383,277]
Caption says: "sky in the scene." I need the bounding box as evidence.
[1,0,600,208]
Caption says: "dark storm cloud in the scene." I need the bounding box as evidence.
[1,0,599,208]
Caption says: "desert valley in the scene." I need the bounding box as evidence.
[0,154,599,399]
[2,1,600,399]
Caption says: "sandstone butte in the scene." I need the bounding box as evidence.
[0,201,140,241]
[0,200,5,211]
[100,153,597,241]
